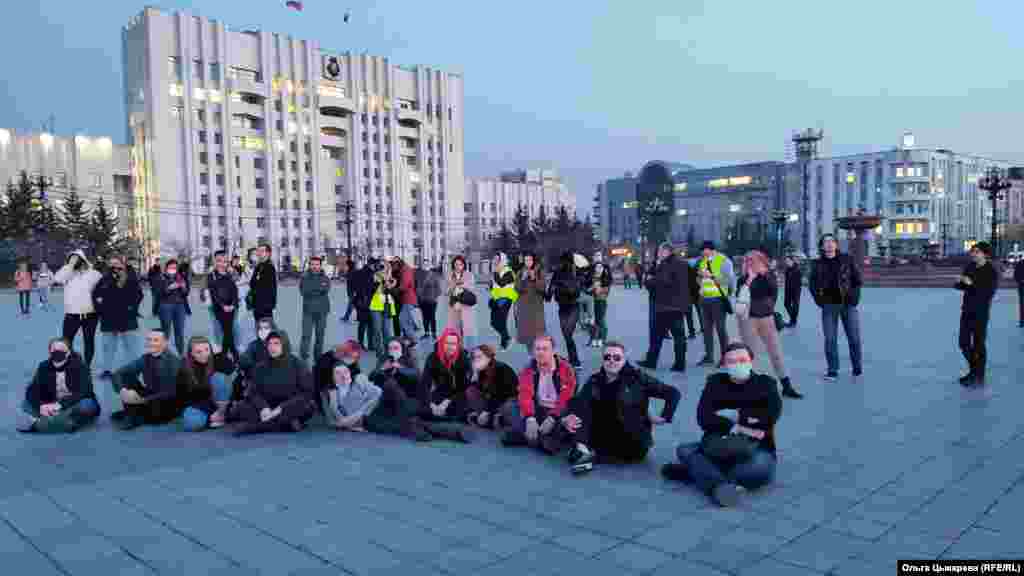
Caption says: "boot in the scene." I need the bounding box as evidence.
[568,443,594,475]
[660,463,692,483]
[780,377,803,399]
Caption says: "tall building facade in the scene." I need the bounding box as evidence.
[122,7,465,271]
[0,127,131,224]
[464,168,574,274]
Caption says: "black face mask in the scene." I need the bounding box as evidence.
[50,350,68,365]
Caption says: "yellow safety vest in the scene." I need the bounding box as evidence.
[489,268,519,303]
[699,254,729,298]
[369,287,396,315]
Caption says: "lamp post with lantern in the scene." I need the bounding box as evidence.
[977,167,1011,260]
[638,196,670,271]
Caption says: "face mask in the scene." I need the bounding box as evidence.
[166,269,177,276]
[342,357,356,366]
[257,328,271,341]
[472,358,488,372]
[726,362,752,382]
[388,350,402,361]
[50,350,68,365]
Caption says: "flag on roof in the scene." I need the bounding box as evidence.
[286,1,303,11]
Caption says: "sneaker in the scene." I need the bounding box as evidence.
[660,463,691,483]
[823,372,838,382]
[712,483,740,507]
[780,378,803,399]
[568,443,594,475]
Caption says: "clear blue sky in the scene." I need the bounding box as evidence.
[2,1,1021,211]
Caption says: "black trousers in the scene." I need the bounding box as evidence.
[342,298,355,321]
[784,291,800,325]
[572,402,649,462]
[356,307,372,349]
[63,313,99,367]
[490,300,512,344]
[1018,285,1023,323]
[646,310,686,368]
[234,394,315,432]
[214,307,237,356]
[959,311,990,376]
[558,306,580,365]
[684,301,702,335]
[420,301,438,336]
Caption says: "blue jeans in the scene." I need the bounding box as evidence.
[159,303,188,355]
[103,330,141,374]
[181,374,230,431]
[821,304,862,373]
[399,304,418,339]
[370,311,393,354]
[676,442,776,495]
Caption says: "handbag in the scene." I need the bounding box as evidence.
[457,289,477,307]
[701,433,758,464]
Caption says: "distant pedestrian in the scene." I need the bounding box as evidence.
[156,259,191,355]
[147,259,162,317]
[341,259,358,322]
[808,233,863,381]
[488,253,517,350]
[783,255,802,327]
[589,262,611,348]
[395,257,418,340]
[205,250,240,358]
[696,241,735,367]
[93,255,144,380]
[55,250,103,368]
[515,252,547,354]
[15,260,33,316]
[1014,259,1024,328]
[446,255,477,347]
[417,265,443,341]
[546,252,582,368]
[299,256,331,362]
[639,243,688,372]
[249,244,278,325]
[36,262,53,311]
[955,242,999,387]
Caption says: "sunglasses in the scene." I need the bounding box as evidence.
[603,354,624,362]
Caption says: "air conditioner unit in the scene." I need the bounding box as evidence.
[323,56,341,80]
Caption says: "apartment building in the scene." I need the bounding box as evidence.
[0,127,131,224]
[122,7,465,270]
[464,168,575,274]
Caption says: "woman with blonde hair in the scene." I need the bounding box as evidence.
[734,249,802,399]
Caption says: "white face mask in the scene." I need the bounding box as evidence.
[342,357,357,366]
[726,362,753,382]
[388,350,402,361]
[257,328,271,341]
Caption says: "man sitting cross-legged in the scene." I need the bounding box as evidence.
[110,330,182,430]
[17,338,101,433]
[232,331,316,435]
[559,340,681,474]
[500,335,576,455]
[661,341,781,507]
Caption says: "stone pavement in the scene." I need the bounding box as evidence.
[0,285,1022,575]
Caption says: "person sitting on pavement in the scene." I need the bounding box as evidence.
[661,341,782,508]
[232,331,316,435]
[464,344,518,429]
[500,334,576,452]
[413,327,474,442]
[177,336,231,431]
[560,340,681,473]
[17,338,101,433]
[313,339,364,416]
[370,338,419,398]
[110,330,183,430]
[231,317,276,403]
[322,363,381,432]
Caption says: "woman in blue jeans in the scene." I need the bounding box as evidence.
[157,259,191,354]
[661,342,781,507]
[177,336,231,430]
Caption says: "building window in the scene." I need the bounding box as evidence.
[215,174,225,187]
[254,157,265,170]
[292,199,300,210]
[291,180,298,192]
[256,217,266,228]
[170,105,184,119]
[255,178,265,189]
[201,216,210,226]
[217,195,225,207]
[216,153,224,166]
[305,180,313,192]
[256,198,265,209]
[306,200,313,210]
[199,152,208,165]
[200,194,210,207]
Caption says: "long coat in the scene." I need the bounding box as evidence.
[515,268,546,346]
[445,270,477,337]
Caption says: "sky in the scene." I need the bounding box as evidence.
[2,0,1022,213]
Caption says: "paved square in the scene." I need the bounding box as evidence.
[1,283,1022,575]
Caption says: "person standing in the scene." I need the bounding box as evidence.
[639,243,689,372]
[206,251,240,358]
[576,259,594,333]
[1014,258,1024,328]
[341,258,358,323]
[352,259,376,350]
[36,262,53,311]
[955,242,999,387]
[55,250,104,368]
[590,262,611,348]
[735,250,802,399]
[155,259,190,355]
[684,258,702,340]
[446,256,477,346]
[93,255,144,380]
[299,256,332,363]
[396,257,418,340]
[417,265,443,341]
[147,259,162,317]
[250,243,278,325]
[489,253,518,350]
[515,252,547,355]
[783,255,802,327]
[546,252,582,369]
[15,260,33,316]
[696,242,735,367]
[808,233,864,381]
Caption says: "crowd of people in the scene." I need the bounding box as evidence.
[10,234,1018,507]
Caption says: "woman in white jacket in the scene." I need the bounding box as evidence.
[54,250,104,368]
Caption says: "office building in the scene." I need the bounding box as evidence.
[122,7,465,270]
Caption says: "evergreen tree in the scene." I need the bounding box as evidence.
[511,204,535,252]
[553,205,572,234]
[685,226,697,251]
[1,173,35,242]
[57,187,91,246]
[489,224,517,259]
[86,197,120,258]
[531,204,550,236]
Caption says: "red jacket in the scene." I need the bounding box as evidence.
[517,356,575,419]
[399,266,417,306]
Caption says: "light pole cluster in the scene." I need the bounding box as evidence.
[978,167,1011,259]
[639,196,670,268]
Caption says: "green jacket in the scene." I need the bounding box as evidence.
[300,271,332,315]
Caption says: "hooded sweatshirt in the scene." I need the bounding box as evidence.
[248,334,312,408]
[418,327,470,409]
[54,250,103,314]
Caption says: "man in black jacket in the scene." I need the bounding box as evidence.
[547,252,583,368]
[956,242,999,387]
[639,243,689,372]
[807,234,863,381]
[147,260,162,317]
[250,243,278,325]
[1014,259,1024,328]
[341,258,358,322]
[94,255,145,379]
[110,330,182,430]
[17,340,101,433]
[560,341,680,474]
[352,259,377,350]
[661,342,782,507]
[206,250,240,358]
[783,255,802,327]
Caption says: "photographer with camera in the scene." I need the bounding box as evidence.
[54,250,104,368]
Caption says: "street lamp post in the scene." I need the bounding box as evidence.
[978,167,1011,259]
[771,209,789,259]
[640,197,670,270]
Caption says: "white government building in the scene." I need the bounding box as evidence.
[121,6,466,271]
